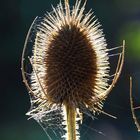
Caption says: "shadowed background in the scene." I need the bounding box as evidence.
[0,0,140,140]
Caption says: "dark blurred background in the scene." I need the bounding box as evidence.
[0,0,140,140]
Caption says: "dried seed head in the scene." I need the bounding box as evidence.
[46,24,97,106]
[22,0,125,138]
[29,0,111,110]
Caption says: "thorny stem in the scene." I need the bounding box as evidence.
[130,77,140,132]
[65,103,77,140]
[64,0,77,139]
[65,0,69,3]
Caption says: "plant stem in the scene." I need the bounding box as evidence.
[65,103,76,140]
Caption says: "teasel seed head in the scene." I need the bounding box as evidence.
[46,23,98,106]
[22,0,125,139]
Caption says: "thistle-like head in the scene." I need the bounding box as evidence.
[22,0,125,139]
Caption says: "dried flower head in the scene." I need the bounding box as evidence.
[22,0,125,139]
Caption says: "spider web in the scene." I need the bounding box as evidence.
[31,105,66,140]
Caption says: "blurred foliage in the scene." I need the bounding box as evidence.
[0,0,140,140]
[119,21,140,61]
[114,0,140,14]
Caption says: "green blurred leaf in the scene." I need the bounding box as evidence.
[119,21,140,60]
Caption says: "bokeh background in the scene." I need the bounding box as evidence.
[0,0,140,140]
